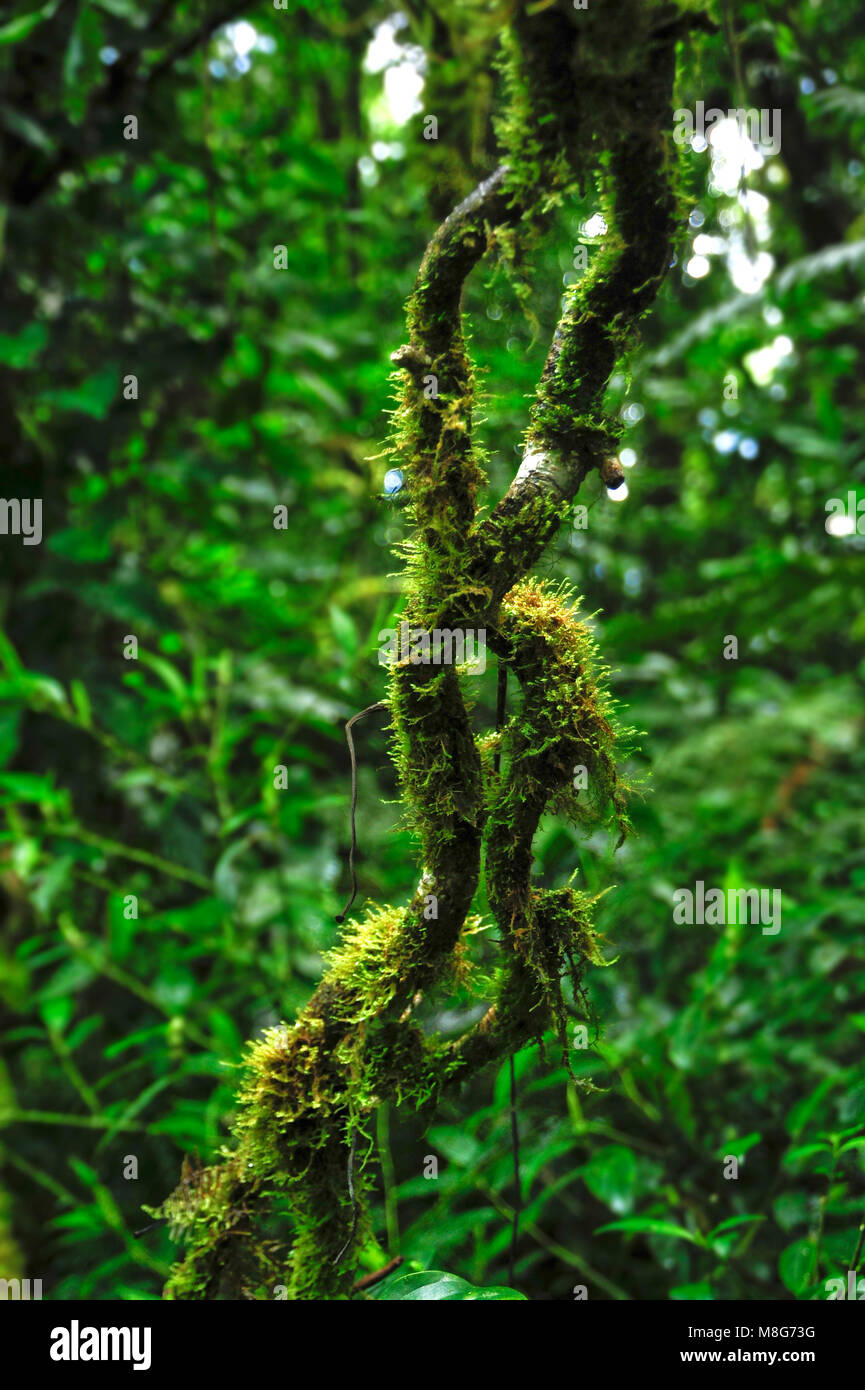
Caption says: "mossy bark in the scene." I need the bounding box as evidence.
[157,0,709,1301]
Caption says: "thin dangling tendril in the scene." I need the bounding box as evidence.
[335,701,389,924]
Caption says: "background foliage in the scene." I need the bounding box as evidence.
[0,0,863,1300]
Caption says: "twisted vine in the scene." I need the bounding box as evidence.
[154,0,708,1300]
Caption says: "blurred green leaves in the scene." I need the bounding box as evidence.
[0,0,863,1303]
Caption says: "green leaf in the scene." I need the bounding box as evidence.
[779,1239,816,1295]
[783,1142,832,1167]
[596,1217,704,1245]
[70,679,92,730]
[93,0,144,18]
[708,1215,765,1240]
[0,770,64,805]
[40,995,73,1033]
[136,651,190,706]
[36,368,117,419]
[717,1131,762,1160]
[65,1017,103,1053]
[329,605,358,657]
[22,674,71,715]
[62,2,106,124]
[785,1077,840,1137]
[426,1125,482,1169]
[0,1,60,45]
[582,1144,638,1214]
[95,1072,181,1152]
[670,1282,714,1300]
[375,1271,527,1301]
[0,321,49,366]
[103,1026,167,1060]
[838,1081,865,1126]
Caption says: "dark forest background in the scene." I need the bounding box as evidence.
[1,0,864,1300]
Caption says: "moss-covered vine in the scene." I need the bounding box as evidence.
[155,0,708,1301]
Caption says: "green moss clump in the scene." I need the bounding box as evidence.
[493,578,631,836]
[483,579,631,1060]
